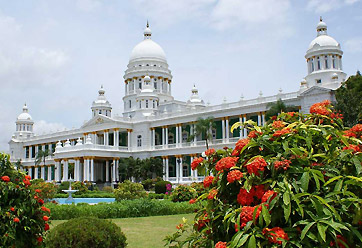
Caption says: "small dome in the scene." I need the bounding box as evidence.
[129,39,167,62]
[17,104,33,121]
[144,75,151,82]
[92,85,111,107]
[317,21,327,30]
[308,35,339,50]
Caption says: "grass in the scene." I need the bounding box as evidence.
[50,213,195,248]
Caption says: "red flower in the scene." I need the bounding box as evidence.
[310,100,331,116]
[245,157,267,176]
[203,176,214,188]
[248,130,262,139]
[311,162,324,167]
[10,207,15,212]
[1,176,10,182]
[38,199,44,205]
[274,159,291,170]
[25,175,31,180]
[263,227,289,245]
[189,199,196,204]
[207,189,218,199]
[232,139,250,156]
[35,189,41,193]
[43,216,49,221]
[41,206,51,213]
[205,148,216,156]
[271,116,277,120]
[343,144,361,153]
[253,185,265,199]
[191,157,203,170]
[286,112,296,117]
[272,120,285,129]
[227,170,243,183]
[351,124,362,133]
[44,223,50,231]
[273,128,291,137]
[330,235,348,248]
[215,157,238,171]
[215,241,227,248]
[23,179,31,186]
[261,190,277,203]
[343,130,357,138]
[176,223,184,230]
[237,188,254,206]
[239,206,261,228]
[37,237,43,243]
[13,217,20,223]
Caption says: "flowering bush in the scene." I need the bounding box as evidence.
[170,184,197,202]
[114,180,146,201]
[155,180,172,194]
[30,180,58,202]
[165,101,362,247]
[0,153,50,247]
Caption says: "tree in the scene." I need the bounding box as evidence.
[35,149,51,168]
[265,99,298,120]
[118,157,163,182]
[189,117,216,150]
[335,70,362,127]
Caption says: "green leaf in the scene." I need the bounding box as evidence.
[352,157,362,175]
[284,202,291,223]
[248,235,256,248]
[317,222,327,242]
[283,192,290,205]
[324,176,343,186]
[231,122,242,133]
[301,222,315,240]
[237,234,251,247]
[262,204,271,226]
[301,172,310,192]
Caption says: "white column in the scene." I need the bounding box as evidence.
[127,129,132,151]
[112,159,116,183]
[165,126,169,147]
[90,158,94,182]
[103,130,107,146]
[106,160,110,182]
[55,161,60,181]
[225,118,230,142]
[149,128,153,149]
[75,159,80,181]
[115,130,119,147]
[29,145,33,159]
[179,157,183,183]
[162,158,166,180]
[63,160,69,181]
[190,156,195,179]
[176,125,179,147]
[115,159,119,182]
[152,129,155,149]
[28,167,33,178]
[262,112,266,126]
[162,127,165,147]
[239,116,243,138]
[179,125,183,145]
[83,159,89,181]
[92,132,97,144]
[258,112,262,126]
[243,115,247,138]
[47,166,52,181]
[34,167,39,179]
[222,119,225,142]
[41,166,45,179]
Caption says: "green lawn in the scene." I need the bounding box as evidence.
[50,213,195,248]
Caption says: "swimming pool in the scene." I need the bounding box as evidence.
[54,198,115,204]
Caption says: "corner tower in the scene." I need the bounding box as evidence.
[14,103,34,139]
[122,22,174,118]
[304,17,346,90]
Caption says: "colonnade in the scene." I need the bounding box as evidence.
[162,154,199,183]
[307,54,342,73]
[125,76,171,95]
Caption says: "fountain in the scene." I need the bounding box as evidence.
[62,177,79,204]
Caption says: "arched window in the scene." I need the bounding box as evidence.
[137,135,142,147]
[324,55,329,69]
[317,57,321,70]
[153,100,155,108]
[311,58,314,72]
[146,100,149,108]
[332,55,336,68]
[129,100,132,109]
[139,101,141,108]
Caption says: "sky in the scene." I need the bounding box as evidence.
[0,0,362,152]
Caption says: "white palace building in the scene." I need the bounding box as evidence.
[9,19,346,186]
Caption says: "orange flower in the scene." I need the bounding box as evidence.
[37,237,43,243]
[237,188,254,206]
[205,148,216,156]
[273,127,291,137]
[44,223,50,231]
[274,159,291,170]
[310,100,331,116]
[1,176,10,182]
[343,144,361,153]
[35,189,41,193]
[176,223,184,230]
[343,130,356,138]
[227,170,243,183]
[191,157,203,170]
[286,112,296,117]
[215,157,238,171]
[189,199,196,204]
[232,139,250,156]
[43,216,49,221]
[23,179,31,186]
[239,206,261,228]
[41,206,51,213]
[261,190,277,203]
[245,157,267,176]
[10,207,15,212]
[207,189,218,199]
[25,175,31,180]
[351,124,362,133]
[203,176,214,188]
[248,130,262,138]
[13,217,20,223]
[272,120,285,129]
[263,227,289,245]
[215,241,227,248]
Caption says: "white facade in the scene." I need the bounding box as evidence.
[8,19,347,185]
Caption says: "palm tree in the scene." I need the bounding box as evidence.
[35,149,52,173]
[189,117,216,150]
[266,99,298,120]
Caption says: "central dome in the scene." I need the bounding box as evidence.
[129,39,167,62]
[308,35,339,50]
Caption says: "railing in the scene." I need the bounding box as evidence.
[56,144,129,153]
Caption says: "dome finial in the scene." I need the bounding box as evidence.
[320,16,322,22]
[144,21,152,39]
[316,17,327,36]
[146,20,149,28]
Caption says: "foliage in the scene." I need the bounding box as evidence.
[35,149,52,168]
[190,182,207,197]
[72,181,89,195]
[265,99,299,120]
[119,157,163,181]
[165,101,362,248]
[189,117,216,149]
[30,180,58,202]
[45,199,197,220]
[102,185,114,193]
[0,152,51,247]
[170,185,198,202]
[148,193,167,199]
[45,217,127,248]
[155,180,172,194]
[114,180,147,201]
[335,70,362,127]
[142,177,162,191]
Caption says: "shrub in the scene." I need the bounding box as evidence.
[57,181,70,193]
[102,186,114,193]
[72,181,89,195]
[142,178,154,191]
[190,182,207,197]
[114,180,146,201]
[170,184,197,202]
[30,181,58,202]
[46,198,197,220]
[0,153,50,247]
[165,101,362,248]
[45,217,127,248]
[148,193,166,199]
[155,180,172,194]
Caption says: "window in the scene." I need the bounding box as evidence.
[316,79,322,84]
[99,110,102,114]
[168,133,174,144]
[129,100,132,109]
[332,55,336,68]
[146,100,149,108]
[139,101,141,108]
[311,59,314,72]
[146,64,149,66]
[139,82,142,89]
[137,135,142,147]
[212,128,217,139]
[317,57,321,70]
[154,82,157,89]
[182,132,188,142]
[183,165,189,177]
[153,100,155,108]
[325,56,329,69]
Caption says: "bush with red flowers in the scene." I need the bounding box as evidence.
[0,152,50,247]
[165,101,362,247]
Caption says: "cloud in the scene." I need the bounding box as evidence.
[345,37,362,52]
[76,0,102,12]
[33,120,67,135]
[307,0,360,13]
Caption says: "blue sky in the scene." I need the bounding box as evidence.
[0,0,362,151]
